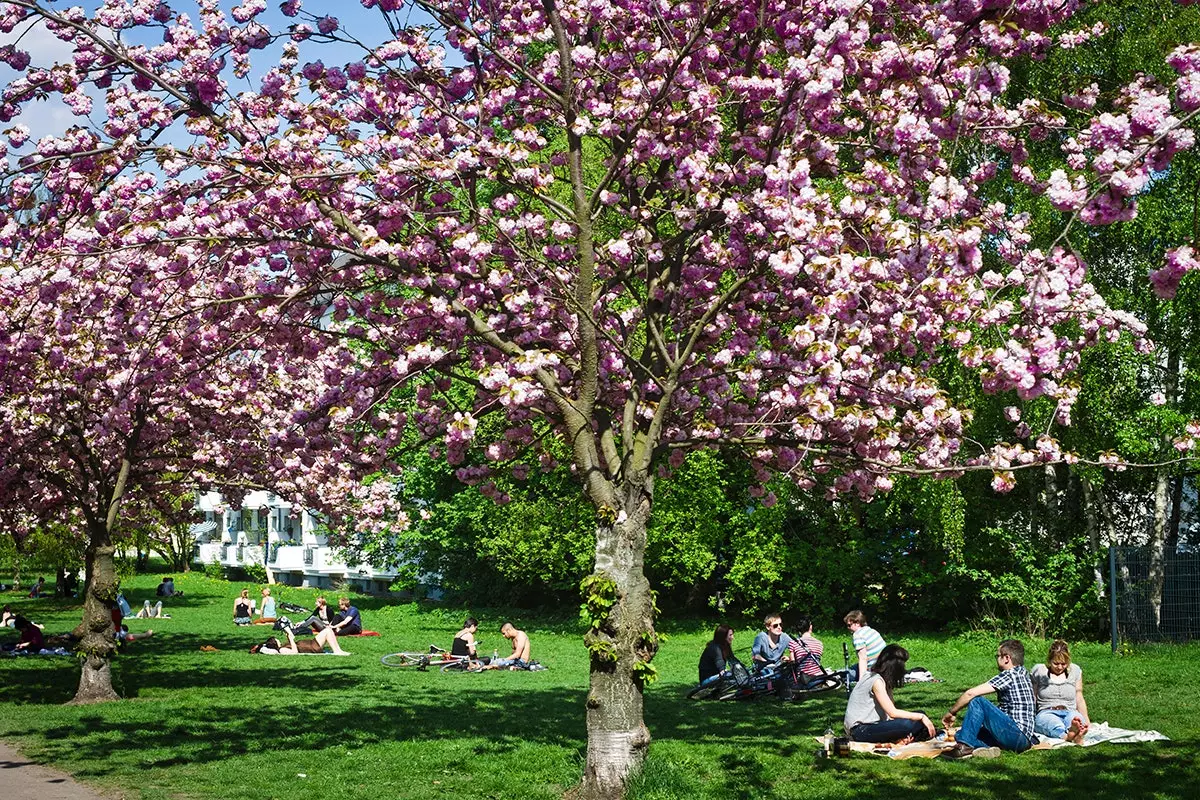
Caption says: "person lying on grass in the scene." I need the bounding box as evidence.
[251,626,349,656]
[2,605,44,630]
[115,625,154,644]
[844,644,936,745]
[136,600,169,618]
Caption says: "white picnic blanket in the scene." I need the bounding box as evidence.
[818,721,1169,760]
[1034,721,1170,748]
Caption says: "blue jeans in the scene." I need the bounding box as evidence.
[492,658,527,669]
[850,715,931,744]
[957,698,1032,752]
[1035,708,1083,738]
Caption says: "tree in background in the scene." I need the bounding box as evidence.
[0,236,323,701]
[3,1,1199,794]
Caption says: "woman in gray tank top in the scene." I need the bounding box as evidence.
[843,644,936,743]
[1030,640,1090,743]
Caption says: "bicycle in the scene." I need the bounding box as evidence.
[784,637,847,700]
[380,645,474,672]
[687,658,781,701]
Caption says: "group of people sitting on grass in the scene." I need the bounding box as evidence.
[234,590,362,635]
[699,609,1090,758]
[245,594,363,655]
[450,617,536,669]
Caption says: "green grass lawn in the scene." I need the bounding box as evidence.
[2,573,1198,799]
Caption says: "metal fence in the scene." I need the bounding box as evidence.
[1110,546,1200,644]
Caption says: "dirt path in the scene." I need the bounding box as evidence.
[0,740,118,800]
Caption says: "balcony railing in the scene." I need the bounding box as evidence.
[303,547,314,566]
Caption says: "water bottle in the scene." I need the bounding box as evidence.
[492,648,498,662]
[823,727,834,758]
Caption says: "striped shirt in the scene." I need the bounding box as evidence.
[852,625,886,668]
[990,666,1036,740]
[789,634,825,677]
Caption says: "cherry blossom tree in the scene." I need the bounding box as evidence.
[0,234,331,701]
[2,0,1198,793]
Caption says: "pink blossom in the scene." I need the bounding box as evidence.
[991,471,1017,493]
[1150,246,1200,299]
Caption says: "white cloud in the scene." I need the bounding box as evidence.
[1,17,103,151]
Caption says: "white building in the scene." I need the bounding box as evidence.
[192,490,398,593]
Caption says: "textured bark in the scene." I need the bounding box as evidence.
[1149,468,1169,630]
[72,655,119,705]
[1148,346,1181,630]
[1081,476,1106,599]
[70,538,119,704]
[577,483,656,800]
[1167,476,1183,554]
[1042,463,1060,545]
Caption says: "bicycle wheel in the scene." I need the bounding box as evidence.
[440,658,470,673]
[791,675,843,698]
[717,684,751,701]
[687,679,728,700]
[381,652,420,668]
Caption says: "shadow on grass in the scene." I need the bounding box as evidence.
[806,742,1200,800]
[2,662,1197,800]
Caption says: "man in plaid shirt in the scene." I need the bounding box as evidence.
[941,639,1036,759]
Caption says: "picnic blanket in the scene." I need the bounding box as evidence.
[904,668,942,684]
[1,647,73,657]
[816,721,1169,760]
[341,630,381,637]
[1030,721,1170,749]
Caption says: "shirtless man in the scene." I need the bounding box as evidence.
[489,622,530,669]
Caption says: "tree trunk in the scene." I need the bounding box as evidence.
[1042,463,1060,547]
[1081,475,1105,599]
[1148,345,1180,631]
[1167,476,1183,554]
[577,484,656,800]
[1149,467,1169,630]
[70,536,120,705]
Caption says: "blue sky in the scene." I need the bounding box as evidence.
[1,1,440,156]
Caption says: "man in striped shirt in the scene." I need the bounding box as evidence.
[941,639,1037,759]
[787,616,826,688]
[844,609,886,684]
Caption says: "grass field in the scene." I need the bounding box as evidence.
[2,572,1198,800]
